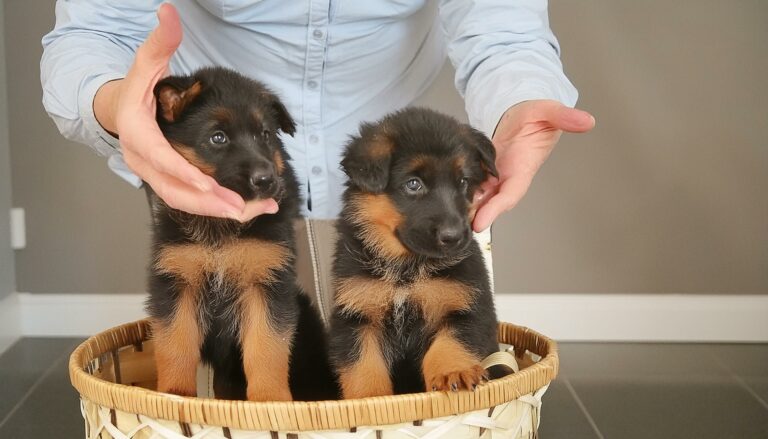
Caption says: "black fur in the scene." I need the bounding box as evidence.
[330,107,502,395]
[145,67,337,401]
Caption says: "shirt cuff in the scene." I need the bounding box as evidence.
[78,72,143,188]
[465,70,579,138]
[77,71,125,154]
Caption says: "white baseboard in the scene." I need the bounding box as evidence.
[18,293,147,337]
[0,292,21,355]
[494,294,768,342]
[15,292,768,342]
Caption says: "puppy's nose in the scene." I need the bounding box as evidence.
[436,225,465,247]
[249,172,275,191]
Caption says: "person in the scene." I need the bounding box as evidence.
[41,1,594,229]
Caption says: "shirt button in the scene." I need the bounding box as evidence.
[311,166,323,175]
[309,134,319,144]
[307,80,318,89]
[313,29,324,39]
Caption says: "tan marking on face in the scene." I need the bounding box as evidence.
[348,194,409,260]
[152,285,202,397]
[422,328,486,392]
[338,326,393,399]
[252,108,265,126]
[404,155,433,174]
[239,286,294,401]
[334,276,395,324]
[212,107,233,124]
[273,150,285,176]
[453,155,467,174]
[170,142,216,177]
[411,278,475,330]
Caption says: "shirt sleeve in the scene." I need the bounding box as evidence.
[438,0,579,137]
[40,1,161,161]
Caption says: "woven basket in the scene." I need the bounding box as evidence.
[69,318,558,439]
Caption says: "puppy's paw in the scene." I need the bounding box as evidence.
[426,364,488,392]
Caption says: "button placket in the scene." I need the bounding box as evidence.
[302,0,331,216]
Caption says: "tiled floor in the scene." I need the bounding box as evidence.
[0,339,766,438]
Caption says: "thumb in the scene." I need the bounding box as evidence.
[546,105,595,134]
[137,3,182,67]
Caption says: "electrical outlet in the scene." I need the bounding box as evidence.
[10,207,25,250]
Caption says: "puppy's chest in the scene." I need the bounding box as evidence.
[335,276,476,328]
[153,239,291,291]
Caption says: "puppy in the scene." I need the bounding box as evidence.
[146,67,337,401]
[329,107,501,397]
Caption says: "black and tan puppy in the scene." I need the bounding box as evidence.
[146,67,337,401]
[329,107,501,397]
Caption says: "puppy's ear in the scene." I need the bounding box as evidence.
[466,128,498,178]
[341,123,393,193]
[154,77,203,123]
[270,97,296,136]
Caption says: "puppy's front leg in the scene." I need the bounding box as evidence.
[423,328,487,392]
[334,324,393,399]
[153,285,202,397]
[239,287,293,401]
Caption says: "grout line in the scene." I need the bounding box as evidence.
[704,346,768,412]
[562,376,606,439]
[0,340,79,431]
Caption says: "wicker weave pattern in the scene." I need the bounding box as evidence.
[81,385,548,439]
[70,319,557,434]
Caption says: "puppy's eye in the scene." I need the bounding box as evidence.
[254,130,270,141]
[404,178,423,194]
[210,131,228,145]
[459,177,469,188]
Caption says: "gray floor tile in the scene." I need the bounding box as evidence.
[538,379,600,439]
[0,348,83,439]
[0,338,80,423]
[567,379,768,439]
[558,343,728,382]
[708,344,768,377]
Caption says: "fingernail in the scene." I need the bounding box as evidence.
[265,200,279,214]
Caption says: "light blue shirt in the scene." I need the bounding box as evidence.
[41,0,577,219]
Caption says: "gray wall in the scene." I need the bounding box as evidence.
[6,1,767,295]
[0,1,15,299]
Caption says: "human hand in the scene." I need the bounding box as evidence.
[93,4,278,221]
[472,100,595,232]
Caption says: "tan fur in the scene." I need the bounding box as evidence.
[411,278,475,330]
[405,155,432,174]
[367,133,394,160]
[156,241,290,287]
[170,142,216,177]
[239,287,294,401]
[274,150,285,176]
[335,277,395,324]
[153,285,202,396]
[422,329,486,391]
[338,327,393,399]
[153,240,291,398]
[335,276,474,329]
[348,194,410,260]
[158,81,203,122]
[213,107,233,124]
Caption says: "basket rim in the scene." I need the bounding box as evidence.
[69,319,558,432]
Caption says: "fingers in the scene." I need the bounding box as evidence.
[135,4,182,68]
[126,151,245,219]
[472,173,534,232]
[548,105,595,133]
